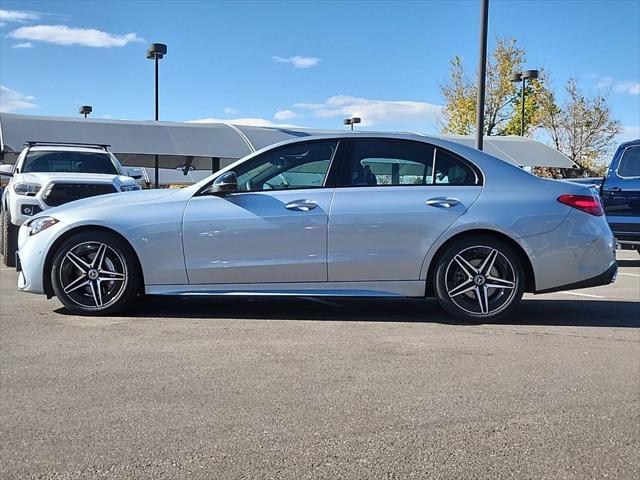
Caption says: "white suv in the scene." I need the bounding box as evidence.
[0,142,141,267]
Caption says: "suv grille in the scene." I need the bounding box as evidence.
[43,183,117,207]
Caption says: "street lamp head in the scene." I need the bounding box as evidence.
[79,105,92,116]
[509,72,522,83]
[522,69,539,80]
[146,43,167,59]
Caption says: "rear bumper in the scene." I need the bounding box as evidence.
[535,261,618,294]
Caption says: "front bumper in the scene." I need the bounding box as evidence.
[16,220,65,295]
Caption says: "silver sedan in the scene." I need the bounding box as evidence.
[15,134,617,321]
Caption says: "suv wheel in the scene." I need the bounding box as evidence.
[51,230,141,315]
[434,235,525,322]
[1,211,18,268]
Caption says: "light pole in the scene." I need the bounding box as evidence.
[146,42,167,188]
[344,117,361,131]
[510,69,538,136]
[475,0,489,151]
[79,105,92,118]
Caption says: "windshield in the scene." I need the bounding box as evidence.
[22,151,120,175]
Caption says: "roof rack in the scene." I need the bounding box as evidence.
[25,141,111,150]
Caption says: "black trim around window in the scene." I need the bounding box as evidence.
[334,138,484,188]
[196,138,346,196]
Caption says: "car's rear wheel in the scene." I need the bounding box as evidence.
[1,211,18,268]
[434,235,525,322]
[51,230,141,315]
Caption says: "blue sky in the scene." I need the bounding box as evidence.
[1,0,639,144]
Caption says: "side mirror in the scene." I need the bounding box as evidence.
[205,171,238,195]
[0,164,14,177]
[126,167,143,179]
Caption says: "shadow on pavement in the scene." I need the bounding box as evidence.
[56,296,640,328]
[617,258,640,268]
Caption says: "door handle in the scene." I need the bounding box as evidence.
[426,197,460,208]
[285,199,318,212]
[607,187,622,193]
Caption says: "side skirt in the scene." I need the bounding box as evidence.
[145,280,425,298]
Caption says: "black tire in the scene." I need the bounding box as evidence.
[51,230,141,315]
[1,211,18,268]
[434,235,525,322]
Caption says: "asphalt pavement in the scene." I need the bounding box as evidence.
[1,251,638,479]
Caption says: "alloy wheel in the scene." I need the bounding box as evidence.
[58,241,128,309]
[444,245,517,317]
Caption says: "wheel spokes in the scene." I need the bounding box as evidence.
[478,248,498,277]
[454,254,478,278]
[98,269,125,281]
[92,243,107,270]
[448,278,475,297]
[475,285,489,315]
[65,252,90,273]
[485,276,516,289]
[90,281,103,307]
[64,276,90,294]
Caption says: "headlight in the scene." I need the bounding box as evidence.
[120,184,141,192]
[13,182,41,196]
[27,216,59,236]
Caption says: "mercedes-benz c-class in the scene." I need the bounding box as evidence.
[14,134,617,321]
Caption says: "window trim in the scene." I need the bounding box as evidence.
[335,138,483,188]
[196,138,345,196]
[615,145,640,180]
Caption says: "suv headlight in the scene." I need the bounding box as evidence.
[13,182,41,196]
[120,184,141,192]
[27,216,59,236]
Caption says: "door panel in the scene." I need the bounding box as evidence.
[602,145,640,218]
[328,186,481,281]
[183,189,333,284]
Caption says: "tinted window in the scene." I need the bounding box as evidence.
[344,140,435,186]
[618,146,640,177]
[235,140,337,192]
[342,140,479,187]
[22,151,119,175]
[434,149,478,185]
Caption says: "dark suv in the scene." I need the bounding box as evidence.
[601,139,640,253]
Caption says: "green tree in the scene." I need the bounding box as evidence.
[537,78,621,177]
[440,37,547,136]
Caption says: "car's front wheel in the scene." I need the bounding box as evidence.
[51,230,141,315]
[1,210,18,268]
[434,235,525,322]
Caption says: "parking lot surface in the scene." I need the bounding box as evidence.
[1,251,639,479]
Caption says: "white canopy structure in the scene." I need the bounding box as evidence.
[0,113,576,185]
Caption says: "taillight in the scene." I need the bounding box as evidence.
[557,194,604,216]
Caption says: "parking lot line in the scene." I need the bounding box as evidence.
[559,291,605,298]
[618,272,640,277]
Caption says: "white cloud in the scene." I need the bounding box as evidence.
[274,109,299,120]
[0,9,41,23]
[223,107,239,114]
[617,125,640,143]
[8,25,143,47]
[294,95,443,127]
[596,76,640,96]
[272,55,320,69]
[613,81,640,96]
[0,85,37,112]
[188,117,300,128]
[12,42,33,48]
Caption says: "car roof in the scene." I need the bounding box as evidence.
[26,145,111,154]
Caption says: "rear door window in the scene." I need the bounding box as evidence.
[339,139,480,187]
[618,146,640,177]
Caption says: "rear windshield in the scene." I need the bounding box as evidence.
[22,151,120,175]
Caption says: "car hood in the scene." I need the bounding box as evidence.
[41,188,182,220]
[16,172,136,185]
